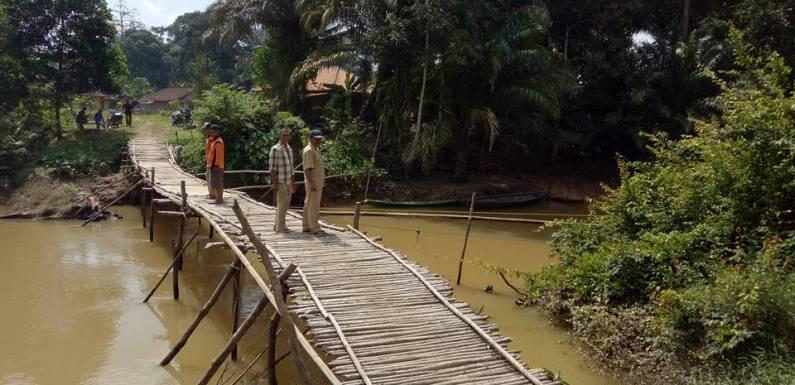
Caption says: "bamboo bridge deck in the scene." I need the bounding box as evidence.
[129,136,558,385]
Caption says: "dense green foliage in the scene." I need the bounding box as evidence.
[532,35,795,379]
[173,86,383,185]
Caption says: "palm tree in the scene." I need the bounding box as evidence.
[210,0,314,109]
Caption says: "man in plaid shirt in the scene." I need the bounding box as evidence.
[269,129,296,232]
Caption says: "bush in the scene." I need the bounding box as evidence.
[35,130,129,178]
[533,30,795,378]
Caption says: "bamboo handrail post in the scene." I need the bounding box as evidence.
[232,200,314,385]
[456,192,477,286]
[195,263,297,385]
[177,181,187,271]
[353,202,362,230]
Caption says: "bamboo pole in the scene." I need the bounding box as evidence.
[141,187,151,227]
[311,209,548,224]
[172,181,187,299]
[149,201,156,242]
[230,264,241,361]
[177,181,187,271]
[142,231,199,303]
[363,123,382,201]
[267,312,281,385]
[195,263,296,385]
[353,202,362,230]
[456,193,476,286]
[232,200,314,385]
[160,259,242,366]
[80,179,145,226]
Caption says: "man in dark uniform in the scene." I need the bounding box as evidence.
[122,100,133,127]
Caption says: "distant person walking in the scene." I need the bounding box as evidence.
[207,125,225,204]
[76,106,87,130]
[94,109,105,130]
[302,129,325,234]
[269,129,296,232]
[123,100,133,127]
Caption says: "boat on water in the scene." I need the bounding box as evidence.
[362,198,461,208]
[462,190,548,209]
[363,190,548,209]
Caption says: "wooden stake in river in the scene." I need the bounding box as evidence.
[353,201,362,230]
[456,192,476,286]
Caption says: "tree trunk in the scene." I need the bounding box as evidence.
[54,92,63,140]
[682,0,690,39]
[406,25,431,164]
[453,127,468,183]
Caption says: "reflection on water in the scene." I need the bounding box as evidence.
[0,202,612,385]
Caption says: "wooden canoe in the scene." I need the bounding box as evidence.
[462,190,548,209]
[363,198,461,208]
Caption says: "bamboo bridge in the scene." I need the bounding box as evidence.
[128,136,559,385]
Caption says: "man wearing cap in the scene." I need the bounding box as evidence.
[269,129,296,232]
[302,129,325,234]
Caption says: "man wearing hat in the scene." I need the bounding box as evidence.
[302,129,325,234]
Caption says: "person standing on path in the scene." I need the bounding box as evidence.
[269,129,296,232]
[302,129,325,234]
[122,100,133,127]
[203,122,214,198]
[207,125,225,204]
[94,109,105,130]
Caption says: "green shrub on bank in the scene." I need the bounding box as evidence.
[531,30,795,381]
[35,130,129,178]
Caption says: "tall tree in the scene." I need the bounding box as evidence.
[122,29,169,87]
[0,5,26,115]
[211,0,313,109]
[6,0,125,138]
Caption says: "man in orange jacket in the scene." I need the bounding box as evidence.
[206,124,225,204]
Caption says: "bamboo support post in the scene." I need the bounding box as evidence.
[141,187,152,227]
[230,263,241,361]
[80,179,145,226]
[353,202,362,230]
[456,192,477,286]
[143,231,199,303]
[267,312,281,385]
[195,263,297,385]
[232,200,314,385]
[177,181,187,272]
[151,167,155,186]
[149,202,156,242]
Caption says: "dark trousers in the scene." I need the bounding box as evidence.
[125,113,132,126]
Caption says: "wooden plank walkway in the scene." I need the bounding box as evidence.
[130,136,558,385]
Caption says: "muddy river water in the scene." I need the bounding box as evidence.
[0,203,613,385]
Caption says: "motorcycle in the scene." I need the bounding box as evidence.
[107,111,123,129]
[170,108,193,128]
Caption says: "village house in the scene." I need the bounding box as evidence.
[137,87,194,114]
